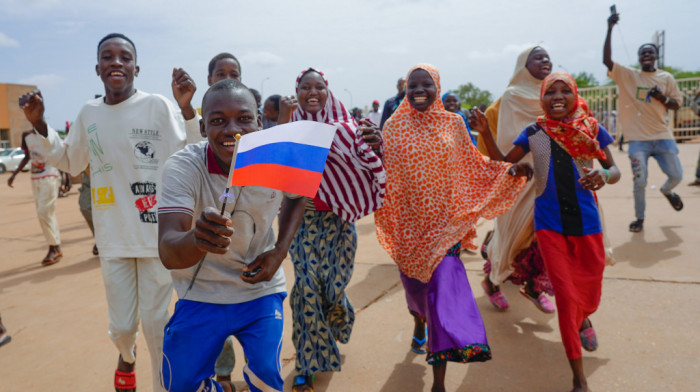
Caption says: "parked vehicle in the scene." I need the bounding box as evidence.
[0,148,27,174]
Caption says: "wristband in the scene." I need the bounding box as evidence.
[602,168,610,183]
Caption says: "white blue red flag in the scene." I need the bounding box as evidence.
[228,121,336,197]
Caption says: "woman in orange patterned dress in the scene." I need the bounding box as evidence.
[375,63,531,392]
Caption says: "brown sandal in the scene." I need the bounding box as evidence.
[41,252,63,266]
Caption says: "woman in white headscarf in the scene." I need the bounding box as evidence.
[481,46,556,312]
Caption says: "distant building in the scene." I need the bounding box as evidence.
[0,83,38,149]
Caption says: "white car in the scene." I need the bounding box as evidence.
[0,147,27,174]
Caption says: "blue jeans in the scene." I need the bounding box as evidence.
[628,139,683,220]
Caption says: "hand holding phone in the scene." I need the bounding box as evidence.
[608,5,619,26]
[242,267,262,278]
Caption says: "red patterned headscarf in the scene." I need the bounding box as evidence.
[537,72,606,161]
[290,68,386,222]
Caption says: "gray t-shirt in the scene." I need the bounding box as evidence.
[159,141,294,304]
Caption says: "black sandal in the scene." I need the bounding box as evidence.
[629,219,644,233]
[481,230,494,260]
[662,191,684,211]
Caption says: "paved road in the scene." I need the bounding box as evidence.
[1,142,698,391]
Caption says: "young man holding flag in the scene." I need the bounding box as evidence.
[158,79,335,392]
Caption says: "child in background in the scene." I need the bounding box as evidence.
[471,71,621,392]
[441,91,476,145]
[7,130,63,266]
[262,94,281,129]
[208,52,241,85]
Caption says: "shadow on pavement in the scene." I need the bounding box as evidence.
[612,225,682,268]
[378,350,427,392]
[0,255,99,292]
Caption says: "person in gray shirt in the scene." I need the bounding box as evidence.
[158,79,305,392]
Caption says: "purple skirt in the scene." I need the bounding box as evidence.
[400,253,491,365]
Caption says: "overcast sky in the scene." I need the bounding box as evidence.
[2,0,698,129]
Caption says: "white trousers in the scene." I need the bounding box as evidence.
[31,176,60,245]
[100,256,172,392]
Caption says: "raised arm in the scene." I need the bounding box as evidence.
[603,13,619,71]
[277,95,298,125]
[358,118,383,158]
[18,90,48,136]
[469,108,527,163]
[18,90,89,175]
[171,68,197,121]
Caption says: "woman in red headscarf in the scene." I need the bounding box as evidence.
[471,71,621,392]
[278,68,386,392]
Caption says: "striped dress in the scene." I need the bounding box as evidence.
[289,68,386,377]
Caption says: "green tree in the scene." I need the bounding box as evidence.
[451,83,493,109]
[661,66,700,79]
[573,72,599,88]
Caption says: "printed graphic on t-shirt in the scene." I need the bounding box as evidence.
[29,149,47,174]
[130,128,161,170]
[131,181,158,223]
[636,86,651,102]
[87,124,113,175]
[93,186,115,210]
[133,141,157,164]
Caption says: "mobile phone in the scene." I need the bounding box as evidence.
[610,4,617,14]
[242,267,262,278]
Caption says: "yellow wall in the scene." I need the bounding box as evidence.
[0,83,37,147]
[0,84,9,129]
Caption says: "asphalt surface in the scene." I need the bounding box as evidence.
[1,142,699,391]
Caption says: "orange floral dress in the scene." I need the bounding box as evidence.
[375,63,527,283]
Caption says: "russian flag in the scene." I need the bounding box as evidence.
[229,121,337,197]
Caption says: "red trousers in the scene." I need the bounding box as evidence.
[536,230,605,359]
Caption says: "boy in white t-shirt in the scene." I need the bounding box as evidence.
[158,79,305,392]
[19,33,201,392]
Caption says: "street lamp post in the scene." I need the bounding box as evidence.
[260,77,270,97]
[343,88,353,108]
